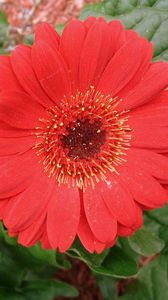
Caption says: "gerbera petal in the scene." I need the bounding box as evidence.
[0,151,41,199]
[120,62,168,111]
[4,173,53,232]
[0,91,45,129]
[47,186,80,252]
[31,40,71,104]
[35,22,60,51]
[131,124,168,151]
[100,173,138,227]
[83,186,117,243]
[18,211,46,246]
[60,19,86,91]
[118,38,153,98]
[108,20,126,52]
[84,16,97,30]
[78,192,107,253]
[119,160,167,208]
[98,37,146,96]
[0,136,34,156]
[118,224,134,237]
[132,202,143,230]
[0,56,22,91]
[11,45,53,108]
[79,20,113,90]
[149,90,168,106]
[118,203,143,236]
[0,199,9,219]
[41,228,52,249]
[129,105,168,127]
[0,121,32,138]
[127,149,168,181]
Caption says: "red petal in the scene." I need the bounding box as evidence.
[11,45,53,108]
[0,56,22,92]
[129,105,168,127]
[78,192,106,253]
[118,224,134,237]
[47,186,80,252]
[118,38,153,98]
[60,19,86,92]
[127,149,168,181]
[84,17,97,30]
[0,91,45,129]
[0,151,41,199]
[100,173,138,227]
[108,20,126,52]
[119,159,167,208]
[98,37,146,96]
[132,203,143,230]
[0,121,32,138]
[41,228,52,249]
[18,211,46,246]
[35,22,60,51]
[31,40,71,104]
[0,199,9,219]
[0,136,34,156]
[79,20,113,91]
[4,173,53,232]
[130,124,168,151]
[83,186,117,243]
[149,90,168,106]
[120,62,168,111]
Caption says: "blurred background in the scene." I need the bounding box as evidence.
[0,0,100,50]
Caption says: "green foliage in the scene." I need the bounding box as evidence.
[119,251,168,300]
[96,275,117,300]
[68,239,138,277]
[81,0,168,61]
[128,227,165,256]
[0,226,78,299]
[0,12,8,52]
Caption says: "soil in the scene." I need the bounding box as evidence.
[55,258,104,300]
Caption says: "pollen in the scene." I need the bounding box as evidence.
[33,87,131,190]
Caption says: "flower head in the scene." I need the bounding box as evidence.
[0,18,168,253]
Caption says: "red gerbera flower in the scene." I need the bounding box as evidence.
[0,18,168,253]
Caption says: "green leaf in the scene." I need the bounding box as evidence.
[68,240,137,278]
[0,288,26,300]
[68,238,109,268]
[146,204,168,226]
[145,205,168,250]
[0,239,78,299]
[96,274,117,300]
[22,279,78,300]
[100,246,138,278]
[0,280,78,300]
[26,243,57,267]
[81,0,168,61]
[55,251,72,270]
[0,241,25,287]
[120,251,168,300]
[128,227,165,257]
[0,12,8,49]
[119,281,150,300]
[0,222,17,245]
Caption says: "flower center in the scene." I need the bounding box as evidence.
[61,119,106,160]
[33,87,131,190]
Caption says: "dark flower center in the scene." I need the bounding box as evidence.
[61,119,106,160]
[33,87,131,189]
